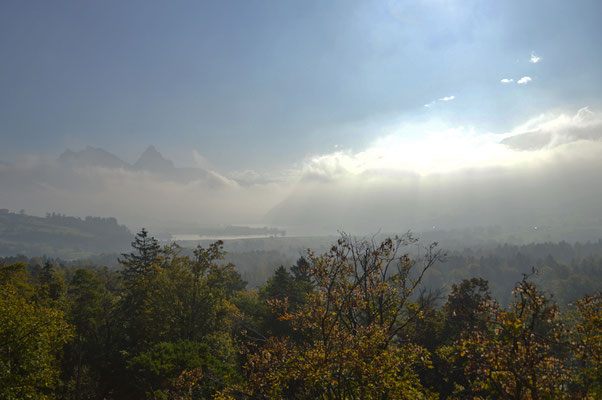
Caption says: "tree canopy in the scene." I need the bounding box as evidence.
[0,230,600,399]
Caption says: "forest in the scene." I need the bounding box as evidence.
[2,0,601,398]
[1,229,600,399]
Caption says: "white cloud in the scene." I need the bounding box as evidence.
[265,108,602,234]
[500,78,514,83]
[424,96,454,107]
[300,108,602,178]
[530,52,541,63]
[292,108,602,184]
[502,106,601,150]
[517,76,532,84]
[301,126,510,178]
[3,108,602,237]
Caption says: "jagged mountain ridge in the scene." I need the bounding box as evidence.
[58,145,170,171]
[58,146,130,169]
[133,145,175,173]
[56,145,216,182]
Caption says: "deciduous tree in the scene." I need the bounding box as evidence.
[219,234,443,400]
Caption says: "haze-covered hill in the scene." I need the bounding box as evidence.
[58,146,130,169]
[0,209,132,258]
[0,145,255,230]
[57,145,212,181]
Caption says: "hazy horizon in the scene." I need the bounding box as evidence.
[1,1,601,238]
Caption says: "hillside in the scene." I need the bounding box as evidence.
[0,209,132,258]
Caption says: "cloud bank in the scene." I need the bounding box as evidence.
[0,148,294,232]
[266,107,602,234]
[1,108,601,237]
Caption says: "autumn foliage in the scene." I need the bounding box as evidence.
[1,231,601,399]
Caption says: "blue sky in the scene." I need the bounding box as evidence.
[1,0,601,171]
[1,1,602,234]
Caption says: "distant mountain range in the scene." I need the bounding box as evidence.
[58,146,131,169]
[58,145,177,173]
[133,145,175,173]
[56,145,224,183]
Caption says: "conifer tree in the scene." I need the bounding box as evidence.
[119,228,161,286]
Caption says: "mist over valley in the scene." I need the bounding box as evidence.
[1,1,601,398]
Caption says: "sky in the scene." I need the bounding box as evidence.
[1,0,602,236]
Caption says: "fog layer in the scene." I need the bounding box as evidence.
[1,107,601,236]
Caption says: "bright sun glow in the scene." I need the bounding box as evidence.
[359,128,514,173]
[305,125,520,177]
[305,107,601,177]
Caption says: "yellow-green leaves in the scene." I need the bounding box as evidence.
[0,274,72,399]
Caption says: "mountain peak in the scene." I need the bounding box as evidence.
[143,145,159,154]
[134,145,174,173]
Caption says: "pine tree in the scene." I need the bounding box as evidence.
[118,228,161,286]
[39,260,66,306]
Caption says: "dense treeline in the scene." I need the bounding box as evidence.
[226,238,602,304]
[190,236,602,301]
[215,238,602,296]
[422,240,602,306]
[1,230,600,399]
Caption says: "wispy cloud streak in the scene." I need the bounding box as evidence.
[424,95,455,107]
